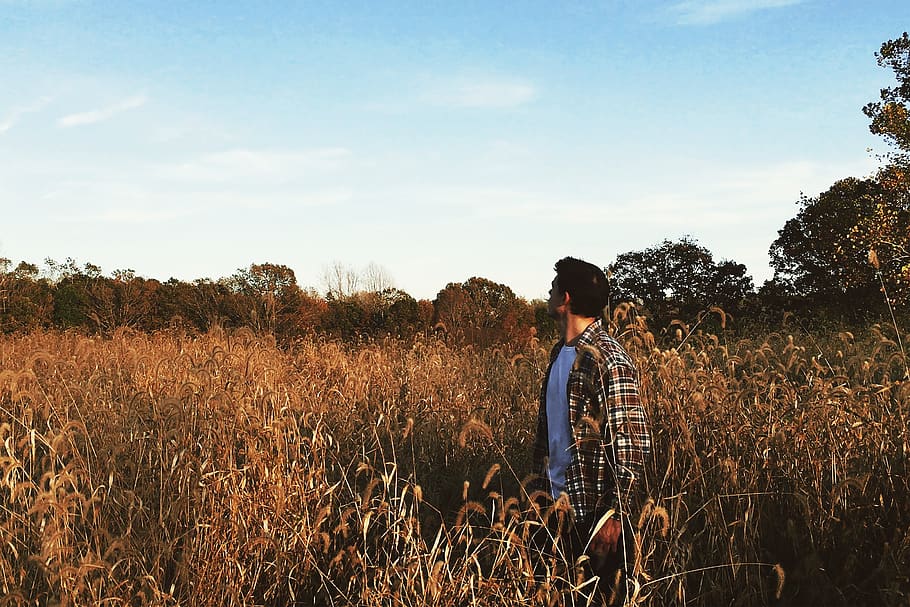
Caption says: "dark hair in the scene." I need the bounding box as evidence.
[554,257,608,318]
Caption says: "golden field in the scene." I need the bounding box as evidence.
[0,318,907,606]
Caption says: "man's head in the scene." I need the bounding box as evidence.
[549,257,608,319]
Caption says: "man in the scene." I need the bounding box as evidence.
[533,256,651,581]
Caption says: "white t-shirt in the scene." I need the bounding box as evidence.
[546,345,576,499]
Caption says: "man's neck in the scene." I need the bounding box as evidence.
[563,314,596,346]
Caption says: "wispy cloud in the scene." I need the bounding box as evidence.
[576,159,875,227]
[406,158,876,227]
[94,207,194,224]
[163,147,352,183]
[421,77,537,108]
[50,204,196,225]
[50,188,351,224]
[42,162,354,226]
[667,0,803,25]
[41,179,196,224]
[0,96,51,134]
[58,94,147,127]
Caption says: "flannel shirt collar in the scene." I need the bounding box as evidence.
[567,317,604,349]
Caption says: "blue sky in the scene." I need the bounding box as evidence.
[1,1,907,300]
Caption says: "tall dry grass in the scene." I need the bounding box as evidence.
[0,318,907,605]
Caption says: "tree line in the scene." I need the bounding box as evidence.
[2,34,908,345]
[0,258,540,346]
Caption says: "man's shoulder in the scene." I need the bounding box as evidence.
[577,322,635,370]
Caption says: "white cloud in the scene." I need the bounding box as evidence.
[0,96,51,134]
[58,94,147,127]
[95,207,193,224]
[401,158,877,229]
[667,0,804,25]
[43,174,352,225]
[186,187,353,210]
[421,77,537,108]
[41,179,194,224]
[51,206,195,225]
[165,147,352,183]
[580,159,876,228]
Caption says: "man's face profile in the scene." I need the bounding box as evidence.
[547,277,567,320]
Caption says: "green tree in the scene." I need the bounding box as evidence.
[46,258,106,331]
[231,263,303,336]
[769,34,910,312]
[610,237,753,330]
[769,178,884,304]
[322,296,367,338]
[375,288,421,337]
[153,278,199,330]
[190,279,241,330]
[321,288,421,339]
[0,260,54,332]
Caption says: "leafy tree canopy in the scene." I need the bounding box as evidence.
[609,237,753,329]
[434,277,533,348]
[771,33,910,311]
[769,178,884,298]
[864,32,910,162]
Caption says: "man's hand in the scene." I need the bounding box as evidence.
[588,516,622,558]
[586,515,629,577]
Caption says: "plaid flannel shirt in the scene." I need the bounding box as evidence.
[533,318,651,523]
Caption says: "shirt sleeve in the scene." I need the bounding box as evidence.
[563,352,651,521]
[605,362,651,510]
[562,368,602,519]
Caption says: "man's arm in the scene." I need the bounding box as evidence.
[564,351,651,521]
[604,362,651,512]
[562,349,610,520]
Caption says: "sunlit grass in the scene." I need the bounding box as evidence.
[0,319,907,605]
